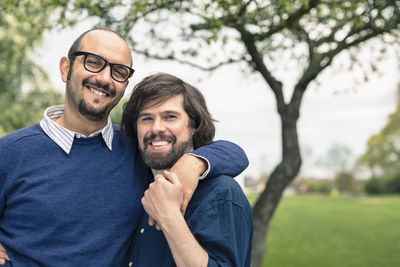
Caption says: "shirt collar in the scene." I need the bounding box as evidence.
[39,105,114,154]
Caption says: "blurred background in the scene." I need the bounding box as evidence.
[1,1,399,266]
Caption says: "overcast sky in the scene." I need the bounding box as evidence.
[35,23,398,178]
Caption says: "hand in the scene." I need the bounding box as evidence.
[170,154,205,215]
[0,244,10,265]
[142,171,184,230]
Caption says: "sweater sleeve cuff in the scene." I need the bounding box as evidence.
[185,152,210,180]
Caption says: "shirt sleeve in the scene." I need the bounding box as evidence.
[188,198,253,267]
[0,143,6,216]
[0,135,17,216]
[187,140,249,179]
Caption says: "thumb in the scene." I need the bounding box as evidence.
[163,170,180,185]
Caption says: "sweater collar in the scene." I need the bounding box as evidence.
[39,105,114,154]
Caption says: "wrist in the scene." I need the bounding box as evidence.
[183,154,207,176]
[159,209,185,232]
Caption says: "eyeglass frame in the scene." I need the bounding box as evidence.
[69,51,135,82]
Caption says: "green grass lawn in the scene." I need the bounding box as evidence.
[251,194,400,267]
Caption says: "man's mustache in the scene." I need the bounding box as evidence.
[144,133,176,144]
[82,78,116,97]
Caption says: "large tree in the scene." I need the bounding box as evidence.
[58,0,400,265]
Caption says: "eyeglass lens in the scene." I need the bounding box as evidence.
[85,54,130,82]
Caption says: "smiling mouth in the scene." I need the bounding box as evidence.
[147,139,173,152]
[151,140,171,146]
[87,85,110,97]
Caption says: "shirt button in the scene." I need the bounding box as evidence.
[140,228,145,234]
[128,262,133,267]
[76,134,81,139]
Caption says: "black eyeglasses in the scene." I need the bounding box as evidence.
[70,51,134,82]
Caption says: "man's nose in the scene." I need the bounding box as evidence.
[96,64,113,83]
[151,118,166,133]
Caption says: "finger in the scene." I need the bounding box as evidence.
[163,170,180,185]
[1,253,9,261]
[155,222,161,231]
[141,195,147,207]
[0,246,9,261]
[0,258,4,265]
[148,216,156,227]
[154,174,165,182]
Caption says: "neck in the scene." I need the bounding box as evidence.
[151,169,168,177]
[56,105,108,136]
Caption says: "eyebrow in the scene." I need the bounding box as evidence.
[138,110,182,117]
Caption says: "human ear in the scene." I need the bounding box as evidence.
[59,56,70,83]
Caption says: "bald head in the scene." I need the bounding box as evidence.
[68,28,132,66]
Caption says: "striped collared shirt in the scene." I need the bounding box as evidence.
[39,105,114,154]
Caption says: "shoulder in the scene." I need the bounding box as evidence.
[112,124,121,132]
[0,124,48,166]
[112,124,137,147]
[0,125,44,175]
[199,175,248,204]
[188,175,252,220]
[0,124,43,147]
[186,175,253,243]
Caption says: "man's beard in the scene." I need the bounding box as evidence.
[78,100,109,121]
[139,134,193,170]
[67,77,117,121]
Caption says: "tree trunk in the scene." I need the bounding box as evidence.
[251,105,302,267]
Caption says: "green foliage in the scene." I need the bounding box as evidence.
[334,171,358,193]
[0,88,64,136]
[359,91,400,176]
[306,178,333,194]
[109,97,128,126]
[0,1,60,99]
[265,195,400,267]
[365,170,400,195]
[384,170,400,193]
[292,177,334,194]
[364,177,385,195]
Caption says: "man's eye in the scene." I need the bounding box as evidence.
[87,59,100,65]
[113,65,129,79]
[141,117,153,122]
[166,115,176,120]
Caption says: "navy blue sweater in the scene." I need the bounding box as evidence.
[0,124,148,266]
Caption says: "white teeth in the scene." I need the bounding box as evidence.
[90,88,107,96]
[151,141,170,146]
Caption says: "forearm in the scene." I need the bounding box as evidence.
[170,154,206,180]
[160,212,208,267]
[142,172,208,267]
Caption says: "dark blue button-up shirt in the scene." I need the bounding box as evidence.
[128,175,254,267]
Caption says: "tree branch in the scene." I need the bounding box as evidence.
[132,48,245,71]
[236,26,286,109]
[253,0,321,41]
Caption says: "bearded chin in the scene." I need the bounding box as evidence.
[78,100,108,121]
[140,139,193,170]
